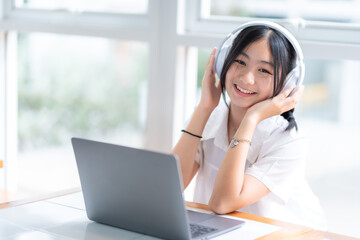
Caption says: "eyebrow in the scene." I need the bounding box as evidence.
[239,52,274,67]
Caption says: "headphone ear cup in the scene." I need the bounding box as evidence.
[214,45,231,78]
[281,67,300,96]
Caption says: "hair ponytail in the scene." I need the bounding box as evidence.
[281,109,297,131]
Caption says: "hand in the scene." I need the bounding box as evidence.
[198,47,222,111]
[244,84,305,124]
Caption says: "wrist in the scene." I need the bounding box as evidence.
[184,105,213,138]
[196,102,216,116]
[243,111,262,126]
[234,114,258,140]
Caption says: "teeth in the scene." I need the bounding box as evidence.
[236,85,255,94]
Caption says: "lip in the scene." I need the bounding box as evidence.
[233,84,256,97]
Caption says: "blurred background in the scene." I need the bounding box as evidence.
[0,0,359,237]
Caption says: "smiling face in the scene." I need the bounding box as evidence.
[225,37,274,109]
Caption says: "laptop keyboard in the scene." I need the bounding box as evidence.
[190,223,218,238]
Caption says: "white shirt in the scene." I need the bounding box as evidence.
[192,101,327,230]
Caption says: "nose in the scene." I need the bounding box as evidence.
[241,70,255,85]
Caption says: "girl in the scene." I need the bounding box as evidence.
[172,22,326,229]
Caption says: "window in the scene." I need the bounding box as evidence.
[299,60,360,236]
[15,0,148,14]
[208,0,360,23]
[16,32,148,195]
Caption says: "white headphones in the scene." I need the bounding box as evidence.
[214,21,305,95]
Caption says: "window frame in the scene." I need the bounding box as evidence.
[0,31,5,189]
[184,0,360,61]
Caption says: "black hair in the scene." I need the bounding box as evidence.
[220,25,298,131]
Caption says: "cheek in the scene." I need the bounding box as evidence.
[259,78,274,98]
[224,71,233,90]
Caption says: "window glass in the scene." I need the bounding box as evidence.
[17,32,148,195]
[15,0,148,14]
[208,0,360,23]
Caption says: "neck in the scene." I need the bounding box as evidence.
[228,103,247,131]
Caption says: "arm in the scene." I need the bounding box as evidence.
[172,48,222,189]
[209,85,305,214]
[172,106,210,189]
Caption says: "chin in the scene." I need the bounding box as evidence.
[229,99,255,109]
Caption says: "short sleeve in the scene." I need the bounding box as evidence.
[245,128,307,203]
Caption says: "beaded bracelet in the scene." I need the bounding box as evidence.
[230,137,251,148]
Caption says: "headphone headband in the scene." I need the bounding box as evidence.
[214,20,305,87]
[230,21,304,61]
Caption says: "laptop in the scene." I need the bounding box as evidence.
[71,137,245,240]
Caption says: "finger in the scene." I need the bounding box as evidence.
[206,47,216,72]
[209,48,216,67]
[216,79,222,90]
[291,85,305,102]
[206,47,217,68]
[205,52,218,80]
[279,84,297,99]
[282,85,304,109]
[211,47,217,56]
